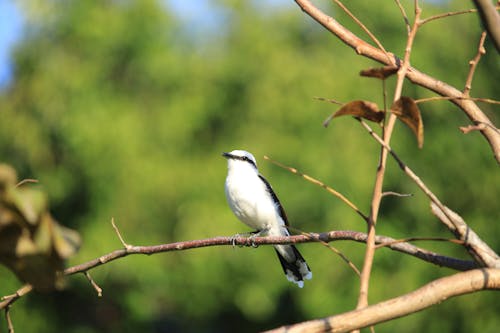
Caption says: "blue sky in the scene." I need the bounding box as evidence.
[0,0,289,89]
[0,0,454,89]
[0,1,23,88]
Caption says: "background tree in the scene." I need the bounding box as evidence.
[0,0,498,332]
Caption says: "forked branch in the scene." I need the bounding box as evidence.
[293,0,500,164]
[358,118,500,268]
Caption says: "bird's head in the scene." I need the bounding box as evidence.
[222,150,258,171]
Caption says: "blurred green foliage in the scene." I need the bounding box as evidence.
[0,0,498,332]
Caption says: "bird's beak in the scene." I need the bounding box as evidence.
[222,152,232,159]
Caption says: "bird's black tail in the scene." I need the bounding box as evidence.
[274,245,312,288]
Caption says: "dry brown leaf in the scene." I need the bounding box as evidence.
[324,100,384,126]
[360,66,398,79]
[391,96,424,148]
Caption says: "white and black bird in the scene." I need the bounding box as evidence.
[223,149,312,288]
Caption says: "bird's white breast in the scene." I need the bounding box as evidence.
[225,167,280,231]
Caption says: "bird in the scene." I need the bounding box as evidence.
[222,149,312,288]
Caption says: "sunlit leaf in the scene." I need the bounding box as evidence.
[15,230,38,256]
[391,96,424,148]
[0,164,17,189]
[0,164,80,291]
[9,187,48,225]
[52,221,81,259]
[324,100,384,127]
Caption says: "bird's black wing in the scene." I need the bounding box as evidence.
[258,174,289,226]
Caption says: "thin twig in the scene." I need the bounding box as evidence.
[15,179,38,187]
[394,0,410,33]
[314,96,344,106]
[381,191,413,198]
[0,285,33,313]
[5,305,14,333]
[290,227,361,277]
[263,155,368,221]
[463,31,487,96]
[314,97,345,127]
[111,218,132,250]
[375,237,464,249]
[84,271,103,297]
[419,8,478,26]
[415,96,500,105]
[332,0,391,62]
[460,122,500,134]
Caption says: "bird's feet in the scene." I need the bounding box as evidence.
[230,229,268,248]
[248,231,262,248]
[230,232,257,247]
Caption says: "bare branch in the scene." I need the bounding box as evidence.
[394,0,410,33]
[356,2,422,311]
[460,122,500,134]
[0,285,33,313]
[1,230,477,310]
[430,203,500,268]
[14,178,38,187]
[381,191,413,198]
[293,0,500,164]
[264,155,368,221]
[331,0,391,62]
[415,96,500,105]
[84,271,103,297]
[65,231,475,276]
[419,8,478,26]
[358,118,500,268]
[111,218,132,250]
[375,236,464,249]
[463,31,487,96]
[265,268,500,333]
[473,0,500,52]
[314,96,344,106]
[5,305,14,333]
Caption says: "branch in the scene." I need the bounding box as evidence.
[5,305,14,333]
[1,230,477,310]
[331,0,390,61]
[419,8,478,26]
[264,155,368,221]
[64,231,477,275]
[463,31,487,96]
[473,0,500,52]
[293,0,500,164]
[0,285,33,313]
[415,96,500,105]
[264,268,500,333]
[356,3,422,311]
[394,0,410,33]
[430,203,500,268]
[358,118,500,268]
